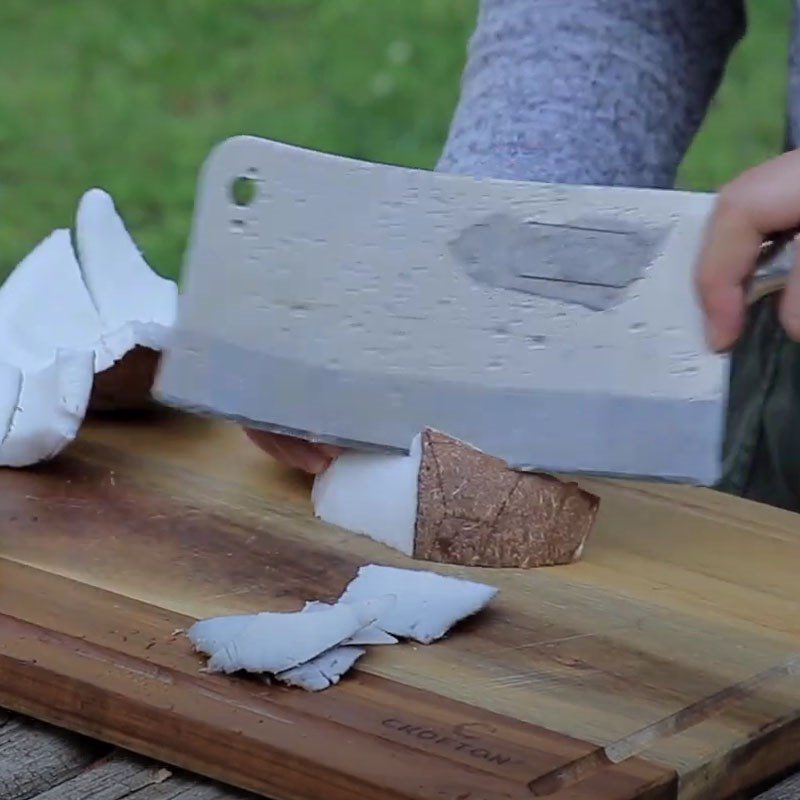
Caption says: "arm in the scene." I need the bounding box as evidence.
[437,0,745,188]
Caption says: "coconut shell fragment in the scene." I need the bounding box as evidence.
[415,429,599,568]
[88,346,161,413]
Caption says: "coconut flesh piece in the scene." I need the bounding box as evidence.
[196,595,394,675]
[0,229,108,370]
[301,600,398,645]
[0,189,178,466]
[0,364,22,450]
[312,428,600,568]
[186,565,498,691]
[275,646,366,692]
[311,434,422,557]
[0,230,105,466]
[187,600,395,692]
[338,564,498,645]
[186,613,254,656]
[75,188,178,369]
[187,602,397,659]
[0,351,95,467]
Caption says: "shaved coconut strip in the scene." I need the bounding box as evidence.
[276,646,365,692]
[302,601,398,645]
[338,564,498,645]
[186,613,254,656]
[201,596,392,675]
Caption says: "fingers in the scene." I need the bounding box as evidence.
[243,428,344,474]
[695,149,800,351]
[695,196,761,351]
[316,443,347,460]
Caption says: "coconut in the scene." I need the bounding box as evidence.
[0,189,178,466]
[313,428,599,568]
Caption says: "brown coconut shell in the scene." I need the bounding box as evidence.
[88,346,161,414]
[414,429,599,568]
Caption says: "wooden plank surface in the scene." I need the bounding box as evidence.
[5,712,800,800]
[0,410,799,798]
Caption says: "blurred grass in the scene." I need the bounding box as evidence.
[0,0,792,280]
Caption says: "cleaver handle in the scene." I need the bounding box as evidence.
[749,230,797,303]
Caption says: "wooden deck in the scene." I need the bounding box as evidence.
[0,711,250,800]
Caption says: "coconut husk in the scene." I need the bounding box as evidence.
[414,429,599,568]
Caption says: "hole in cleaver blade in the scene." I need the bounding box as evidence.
[449,213,671,311]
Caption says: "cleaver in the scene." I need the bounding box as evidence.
[153,135,792,486]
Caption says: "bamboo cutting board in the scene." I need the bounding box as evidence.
[1,411,800,800]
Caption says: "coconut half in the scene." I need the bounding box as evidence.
[0,230,102,465]
[313,428,599,568]
[0,187,178,467]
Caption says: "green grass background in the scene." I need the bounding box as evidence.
[0,0,793,280]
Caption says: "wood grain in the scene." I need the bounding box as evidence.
[5,711,800,800]
[758,772,800,800]
[0,716,107,799]
[0,411,799,798]
[31,753,172,800]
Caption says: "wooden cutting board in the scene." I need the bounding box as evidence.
[1,411,800,800]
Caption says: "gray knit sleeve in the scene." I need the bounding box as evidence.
[437,0,746,188]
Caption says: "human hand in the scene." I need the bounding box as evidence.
[244,427,346,474]
[695,149,800,352]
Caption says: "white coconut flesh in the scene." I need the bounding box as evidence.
[185,613,254,656]
[195,595,393,675]
[186,565,498,691]
[0,230,103,465]
[338,565,498,645]
[311,433,422,557]
[0,230,107,370]
[75,188,177,365]
[301,600,398,645]
[0,188,178,468]
[0,351,94,467]
[276,646,366,692]
[0,364,23,449]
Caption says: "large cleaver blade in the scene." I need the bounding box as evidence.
[153,135,791,485]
